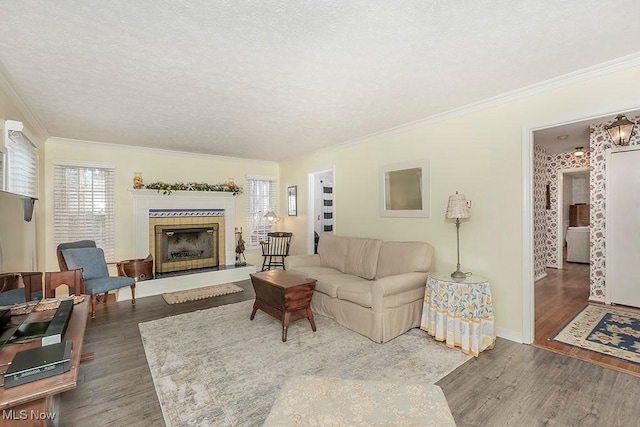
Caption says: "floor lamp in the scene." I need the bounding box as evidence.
[446,192,471,280]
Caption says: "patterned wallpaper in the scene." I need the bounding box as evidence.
[589,115,640,301]
[533,145,548,279]
[543,151,591,270]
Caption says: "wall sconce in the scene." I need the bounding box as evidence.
[574,147,585,157]
[606,114,635,146]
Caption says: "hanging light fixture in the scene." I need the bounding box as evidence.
[606,114,635,146]
[263,211,280,223]
[574,147,585,157]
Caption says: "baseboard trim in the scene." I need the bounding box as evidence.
[496,327,523,344]
[534,272,548,281]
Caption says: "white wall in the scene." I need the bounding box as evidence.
[0,83,47,273]
[279,64,640,340]
[44,139,279,270]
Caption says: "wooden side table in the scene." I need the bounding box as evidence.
[249,270,317,342]
[420,272,495,357]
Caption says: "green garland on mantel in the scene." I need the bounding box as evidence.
[143,181,243,195]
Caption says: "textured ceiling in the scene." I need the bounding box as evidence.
[1,1,639,161]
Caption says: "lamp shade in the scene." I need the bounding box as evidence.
[264,211,279,223]
[446,192,470,219]
[606,114,635,146]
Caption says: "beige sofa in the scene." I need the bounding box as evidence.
[285,234,434,343]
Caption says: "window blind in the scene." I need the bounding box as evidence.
[245,176,277,248]
[6,130,38,198]
[53,164,116,261]
[0,151,5,191]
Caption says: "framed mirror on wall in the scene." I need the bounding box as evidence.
[288,185,297,216]
[380,160,430,217]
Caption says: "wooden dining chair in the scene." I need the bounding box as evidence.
[259,232,293,271]
[45,269,84,299]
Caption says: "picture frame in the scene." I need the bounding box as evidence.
[287,185,297,216]
[380,159,430,217]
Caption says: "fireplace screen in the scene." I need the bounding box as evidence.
[155,223,219,273]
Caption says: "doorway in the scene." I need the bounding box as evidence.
[525,110,640,375]
[556,167,590,269]
[307,169,334,255]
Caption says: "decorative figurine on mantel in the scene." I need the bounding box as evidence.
[133,172,144,189]
[235,227,247,266]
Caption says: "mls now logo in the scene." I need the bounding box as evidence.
[2,410,56,420]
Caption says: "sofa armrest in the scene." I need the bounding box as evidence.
[371,272,429,312]
[285,254,322,270]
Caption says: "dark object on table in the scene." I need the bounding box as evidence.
[3,340,72,389]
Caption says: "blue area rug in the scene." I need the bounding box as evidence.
[552,304,640,364]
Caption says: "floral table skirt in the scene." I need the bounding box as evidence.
[420,273,496,357]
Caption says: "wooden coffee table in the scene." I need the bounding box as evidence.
[249,270,317,342]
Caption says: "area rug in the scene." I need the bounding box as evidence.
[161,283,243,304]
[552,304,640,364]
[139,300,471,426]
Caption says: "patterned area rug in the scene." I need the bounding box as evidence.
[552,304,640,364]
[139,300,471,426]
[161,283,243,304]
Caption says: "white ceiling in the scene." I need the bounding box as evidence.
[1,1,640,161]
[534,109,640,155]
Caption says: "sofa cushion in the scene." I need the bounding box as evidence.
[289,266,343,277]
[62,247,109,280]
[337,281,373,308]
[344,238,382,280]
[318,234,349,273]
[375,241,434,279]
[313,274,369,298]
[0,288,27,305]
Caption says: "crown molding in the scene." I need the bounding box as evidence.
[312,52,640,157]
[0,62,50,142]
[46,137,279,166]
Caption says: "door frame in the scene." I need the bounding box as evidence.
[522,103,640,344]
[307,168,334,254]
[556,167,590,268]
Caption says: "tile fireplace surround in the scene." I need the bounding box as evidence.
[116,190,255,301]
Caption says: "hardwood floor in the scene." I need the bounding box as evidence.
[60,278,640,426]
[533,261,640,376]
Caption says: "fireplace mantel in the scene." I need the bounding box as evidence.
[129,189,237,266]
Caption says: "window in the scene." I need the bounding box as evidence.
[245,176,277,248]
[54,163,116,261]
[5,127,38,198]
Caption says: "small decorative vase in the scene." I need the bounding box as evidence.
[133,172,144,189]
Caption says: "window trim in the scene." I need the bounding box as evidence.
[53,161,116,261]
[245,175,277,249]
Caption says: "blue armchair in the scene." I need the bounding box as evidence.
[0,272,43,306]
[57,240,135,318]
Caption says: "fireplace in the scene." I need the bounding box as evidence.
[155,223,219,273]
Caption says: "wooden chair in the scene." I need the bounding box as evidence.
[45,269,84,299]
[56,240,136,318]
[0,272,43,305]
[259,232,293,271]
